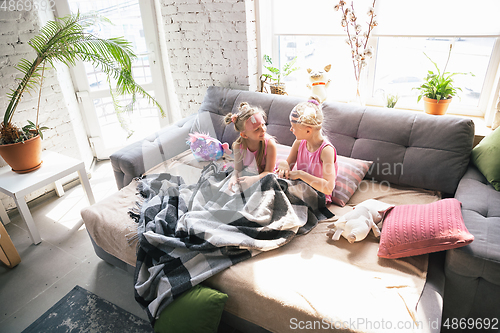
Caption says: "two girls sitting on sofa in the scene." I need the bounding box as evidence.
[224,97,338,204]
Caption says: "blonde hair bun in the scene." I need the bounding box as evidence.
[224,113,234,125]
[238,102,251,112]
[291,97,324,126]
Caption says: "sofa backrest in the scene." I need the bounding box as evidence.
[193,86,475,195]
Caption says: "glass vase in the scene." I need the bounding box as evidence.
[353,67,369,106]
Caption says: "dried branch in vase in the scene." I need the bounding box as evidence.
[334,0,377,85]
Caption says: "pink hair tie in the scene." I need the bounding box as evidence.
[308,99,320,106]
[231,114,238,123]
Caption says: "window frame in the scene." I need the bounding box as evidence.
[256,0,500,125]
[54,0,173,159]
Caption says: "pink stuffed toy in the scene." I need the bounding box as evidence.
[187,132,232,161]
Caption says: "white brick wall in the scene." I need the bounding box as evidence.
[0,0,257,214]
[0,9,93,212]
[159,0,258,118]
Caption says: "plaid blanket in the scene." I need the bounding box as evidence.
[132,163,333,324]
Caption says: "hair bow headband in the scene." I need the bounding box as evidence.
[245,113,265,131]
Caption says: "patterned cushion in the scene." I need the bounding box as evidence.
[275,144,373,207]
[332,155,373,207]
[378,198,474,259]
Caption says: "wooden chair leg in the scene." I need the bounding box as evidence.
[0,222,21,268]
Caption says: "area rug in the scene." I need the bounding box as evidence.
[22,285,153,333]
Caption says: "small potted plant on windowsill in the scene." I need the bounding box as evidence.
[262,54,299,95]
[0,12,163,173]
[414,44,473,115]
[386,93,399,108]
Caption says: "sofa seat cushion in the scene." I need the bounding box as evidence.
[453,164,500,263]
[445,247,500,287]
[447,164,500,285]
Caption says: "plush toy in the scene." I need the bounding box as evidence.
[187,132,232,161]
[326,199,395,243]
[306,64,331,103]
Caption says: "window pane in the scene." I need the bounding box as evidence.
[68,0,152,91]
[276,36,359,101]
[374,37,495,108]
[93,92,160,149]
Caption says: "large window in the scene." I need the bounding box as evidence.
[373,37,495,114]
[259,0,500,120]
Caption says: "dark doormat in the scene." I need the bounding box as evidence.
[22,285,153,333]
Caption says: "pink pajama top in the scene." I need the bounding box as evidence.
[295,139,338,203]
[241,133,272,174]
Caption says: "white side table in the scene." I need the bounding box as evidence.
[0,151,95,245]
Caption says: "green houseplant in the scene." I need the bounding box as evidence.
[0,12,163,173]
[386,93,399,108]
[414,44,473,115]
[262,54,299,95]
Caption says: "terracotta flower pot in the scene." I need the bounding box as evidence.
[423,97,452,115]
[0,134,43,173]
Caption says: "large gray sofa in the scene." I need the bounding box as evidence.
[98,86,494,332]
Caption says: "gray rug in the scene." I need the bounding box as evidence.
[22,285,152,333]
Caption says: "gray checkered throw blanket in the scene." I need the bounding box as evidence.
[131,163,333,324]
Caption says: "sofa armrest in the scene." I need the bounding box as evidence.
[110,114,197,189]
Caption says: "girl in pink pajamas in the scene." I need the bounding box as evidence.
[276,96,338,203]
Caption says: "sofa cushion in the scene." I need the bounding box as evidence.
[378,198,474,259]
[332,156,373,207]
[153,284,228,333]
[452,164,500,265]
[471,126,500,191]
[445,247,500,286]
[111,114,197,189]
[322,103,474,194]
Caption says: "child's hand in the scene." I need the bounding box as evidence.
[237,175,258,191]
[287,170,304,180]
[276,160,290,179]
[228,175,259,192]
[228,175,239,193]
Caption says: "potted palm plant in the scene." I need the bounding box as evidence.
[262,54,299,95]
[414,44,473,115]
[0,12,163,173]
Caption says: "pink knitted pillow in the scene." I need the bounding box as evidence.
[378,198,474,259]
